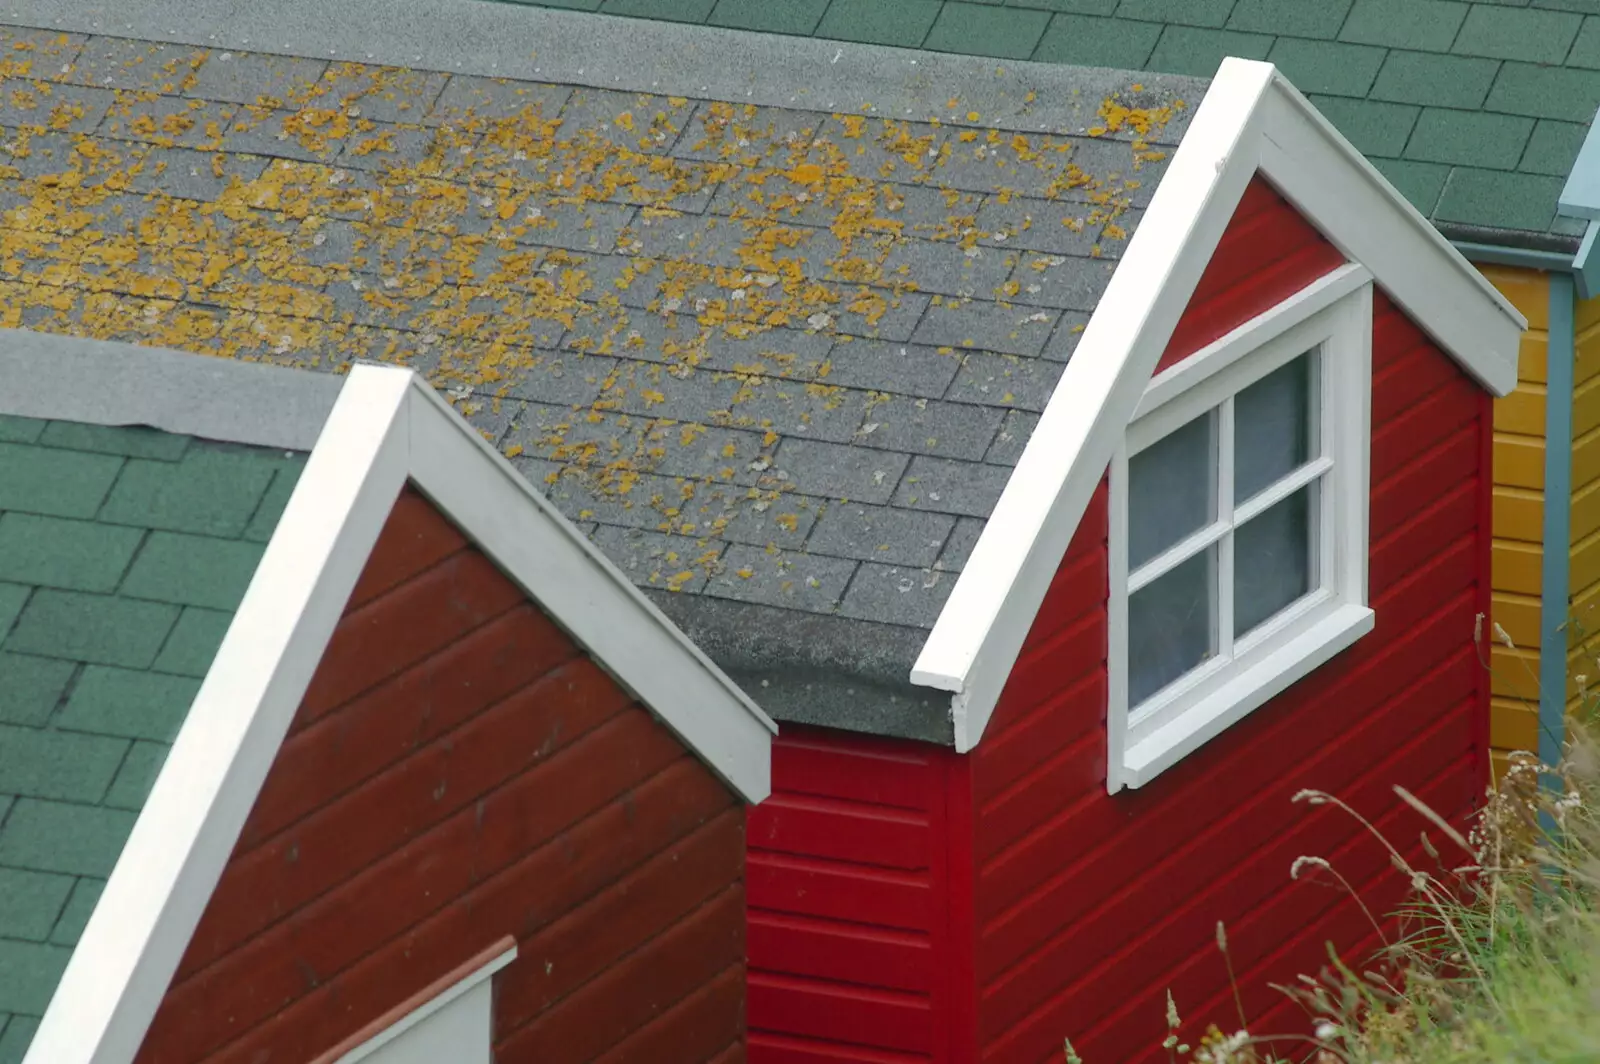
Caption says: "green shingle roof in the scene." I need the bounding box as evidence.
[0,416,303,1063]
[503,0,1599,248]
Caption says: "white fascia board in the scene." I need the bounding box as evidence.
[912,57,1276,753]
[402,376,776,803]
[26,370,414,1064]
[1257,74,1524,397]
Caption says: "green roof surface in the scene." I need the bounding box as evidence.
[0,416,303,1063]
[503,0,1599,248]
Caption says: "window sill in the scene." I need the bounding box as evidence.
[1115,603,1375,791]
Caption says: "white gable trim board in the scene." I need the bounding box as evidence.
[20,360,774,1064]
[913,57,1526,756]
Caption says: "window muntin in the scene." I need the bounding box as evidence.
[1126,350,1326,713]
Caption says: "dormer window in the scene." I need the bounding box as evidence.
[1108,278,1377,791]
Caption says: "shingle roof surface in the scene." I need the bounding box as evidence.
[508,0,1598,249]
[0,416,300,1062]
[0,23,1192,649]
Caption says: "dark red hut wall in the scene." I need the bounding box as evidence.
[744,728,962,1064]
[969,213,1492,1059]
[134,486,747,1064]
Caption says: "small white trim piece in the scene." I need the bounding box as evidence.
[330,945,516,1064]
[915,57,1522,752]
[1105,283,1374,792]
[913,56,1277,749]
[1119,603,1374,788]
[1134,263,1371,421]
[402,377,776,802]
[25,370,415,1064]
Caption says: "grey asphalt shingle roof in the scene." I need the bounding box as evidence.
[0,10,1199,739]
[508,0,1600,251]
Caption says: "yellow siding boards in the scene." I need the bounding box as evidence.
[1490,645,1540,700]
[1494,434,1546,490]
[1491,698,1539,751]
[1485,267,1552,785]
[1494,485,1543,543]
[1493,590,1541,650]
[1493,540,1542,595]
[1563,291,1600,772]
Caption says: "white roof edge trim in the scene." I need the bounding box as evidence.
[1259,72,1523,395]
[915,56,1528,754]
[400,372,776,802]
[26,370,415,1064]
[914,56,1277,754]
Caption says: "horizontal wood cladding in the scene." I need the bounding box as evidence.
[1154,175,1346,375]
[136,485,745,1064]
[972,270,1488,1060]
[746,728,954,1063]
[1565,296,1600,727]
[1477,267,1552,780]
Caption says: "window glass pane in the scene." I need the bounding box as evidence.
[1235,352,1314,503]
[1128,410,1217,570]
[1234,485,1314,638]
[1129,547,1217,706]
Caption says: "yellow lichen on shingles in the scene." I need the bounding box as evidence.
[0,51,1178,566]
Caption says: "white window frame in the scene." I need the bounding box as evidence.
[318,942,517,1064]
[1107,264,1377,793]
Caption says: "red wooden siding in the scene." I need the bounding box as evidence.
[969,285,1489,1057]
[135,486,746,1064]
[745,728,959,1064]
[1155,175,1347,374]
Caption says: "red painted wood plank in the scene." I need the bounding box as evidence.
[581,965,748,1064]
[299,548,527,720]
[749,973,932,1055]
[344,486,467,611]
[748,913,933,993]
[1371,432,1478,545]
[238,604,580,851]
[1372,342,1459,429]
[975,582,1474,941]
[495,887,746,1064]
[1158,178,1346,371]
[748,794,932,870]
[972,669,1103,808]
[1370,376,1479,487]
[1017,542,1106,659]
[1064,760,1470,1064]
[497,808,746,1031]
[747,853,934,932]
[976,729,1101,863]
[979,652,1474,1042]
[771,732,940,812]
[749,1032,926,1064]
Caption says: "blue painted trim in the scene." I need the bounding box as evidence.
[1540,273,1576,769]
[1561,110,1600,221]
[1454,241,1577,273]
[1575,222,1600,302]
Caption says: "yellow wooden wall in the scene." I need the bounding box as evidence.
[1566,294,1600,737]
[1481,265,1549,781]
